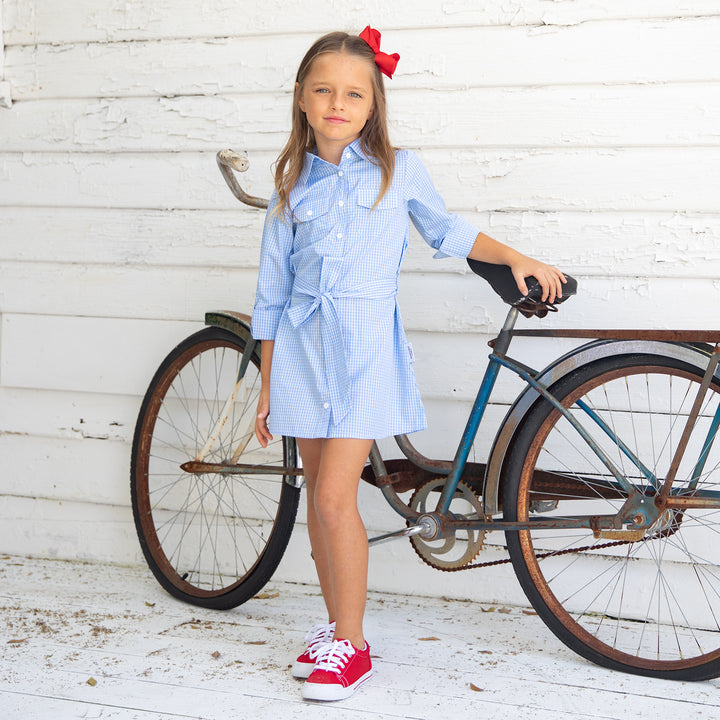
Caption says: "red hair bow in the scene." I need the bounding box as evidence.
[359,25,400,79]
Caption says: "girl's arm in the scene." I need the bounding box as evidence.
[468,232,566,304]
[255,339,274,447]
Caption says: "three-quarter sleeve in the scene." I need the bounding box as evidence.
[404,151,478,260]
[250,191,295,340]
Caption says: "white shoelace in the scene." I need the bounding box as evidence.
[304,622,335,660]
[314,639,356,674]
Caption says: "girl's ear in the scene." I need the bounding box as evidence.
[296,82,306,113]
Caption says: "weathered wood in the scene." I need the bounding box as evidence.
[0,312,566,405]
[6,18,720,100]
[2,207,718,279]
[3,556,720,720]
[0,314,201,394]
[2,0,720,585]
[3,83,720,152]
[4,0,719,44]
[1,268,717,330]
[2,148,720,213]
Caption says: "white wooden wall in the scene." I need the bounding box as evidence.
[1,1,719,602]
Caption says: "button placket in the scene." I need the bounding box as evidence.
[335,161,348,247]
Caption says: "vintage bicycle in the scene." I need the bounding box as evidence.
[130,150,720,681]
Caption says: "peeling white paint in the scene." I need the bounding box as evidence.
[1,4,719,573]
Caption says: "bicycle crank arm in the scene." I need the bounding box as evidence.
[368,517,436,546]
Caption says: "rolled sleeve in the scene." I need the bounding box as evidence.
[404,151,479,260]
[251,192,294,340]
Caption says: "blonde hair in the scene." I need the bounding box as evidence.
[273,31,396,217]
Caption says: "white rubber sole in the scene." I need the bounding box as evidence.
[301,669,373,701]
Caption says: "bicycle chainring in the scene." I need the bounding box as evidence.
[408,477,487,570]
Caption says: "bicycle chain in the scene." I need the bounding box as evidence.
[435,537,636,572]
[442,511,683,571]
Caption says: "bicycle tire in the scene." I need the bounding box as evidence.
[131,327,300,610]
[504,352,720,680]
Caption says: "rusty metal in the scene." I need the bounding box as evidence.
[510,329,720,342]
[393,434,453,475]
[664,495,720,509]
[658,345,720,501]
[407,478,488,570]
[598,528,646,541]
[216,150,269,209]
[180,460,303,476]
[482,339,720,515]
[205,310,254,336]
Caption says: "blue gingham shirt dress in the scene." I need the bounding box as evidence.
[251,139,479,439]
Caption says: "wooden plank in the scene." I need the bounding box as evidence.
[2,207,718,280]
[0,311,542,398]
[0,265,717,331]
[3,83,720,152]
[3,556,720,719]
[0,495,144,565]
[2,147,720,213]
[6,18,720,100]
[0,314,201,394]
[4,0,719,45]
[0,387,143,442]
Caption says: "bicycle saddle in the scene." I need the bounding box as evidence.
[467,259,577,318]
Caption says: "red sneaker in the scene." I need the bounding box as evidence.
[291,621,335,679]
[301,639,373,701]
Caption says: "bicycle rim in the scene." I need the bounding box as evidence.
[505,353,720,679]
[131,328,299,608]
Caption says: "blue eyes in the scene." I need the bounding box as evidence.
[314,88,363,99]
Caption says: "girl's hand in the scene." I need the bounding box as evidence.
[510,257,566,304]
[255,388,273,448]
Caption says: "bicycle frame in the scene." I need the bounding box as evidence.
[372,309,720,540]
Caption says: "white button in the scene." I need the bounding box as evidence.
[323,402,330,409]
[307,210,313,216]
[338,200,344,207]
[337,233,343,239]
[338,171,344,177]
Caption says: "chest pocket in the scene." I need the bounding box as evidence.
[357,187,401,211]
[293,194,332,224]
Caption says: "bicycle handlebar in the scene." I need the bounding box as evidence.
[216,149,269,210]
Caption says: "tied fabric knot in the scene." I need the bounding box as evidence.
[359,25,400,79]
[286,276,398,425]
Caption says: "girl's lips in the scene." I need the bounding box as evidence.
[325,116,349,124]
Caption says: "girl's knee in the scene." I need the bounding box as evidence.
[313,487,358,526]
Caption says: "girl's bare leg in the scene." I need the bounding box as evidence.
[296,437,373,649]
[313,438,373,649]
[296,437,335,622]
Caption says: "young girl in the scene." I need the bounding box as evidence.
[252,27,565,702]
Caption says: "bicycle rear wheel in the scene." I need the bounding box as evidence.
[131,327,300,609]
[504,353,720,680]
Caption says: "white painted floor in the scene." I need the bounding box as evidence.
[1,555,720,719]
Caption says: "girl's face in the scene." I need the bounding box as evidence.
[298,52,375,165]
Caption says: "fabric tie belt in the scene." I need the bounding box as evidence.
[286,276,398,425]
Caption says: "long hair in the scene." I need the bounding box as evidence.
[273,31,395,217]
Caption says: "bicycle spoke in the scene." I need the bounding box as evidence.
[131,329,298,604]
[506,354,720,678]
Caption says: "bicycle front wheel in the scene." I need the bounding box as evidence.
[504,353,720,680]
[131,327,300,609]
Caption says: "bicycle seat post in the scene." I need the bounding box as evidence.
[493,306,520,357]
